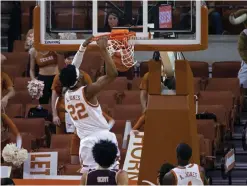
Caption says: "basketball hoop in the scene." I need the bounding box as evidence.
[92,29,136,72]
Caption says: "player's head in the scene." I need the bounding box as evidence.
[64,52,77,65]
[157,163,174,185]
[176,143,192,165]
[59,64,82,89]
[106,10,120,28]
[92,140,118,168]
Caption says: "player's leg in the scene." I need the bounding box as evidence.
[79,146,98,173]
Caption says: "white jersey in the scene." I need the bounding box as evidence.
[171,164,204,185]
[64,86,109,139]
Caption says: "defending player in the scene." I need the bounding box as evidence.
[59,36,120,173]
[163,143,208,185]
[81,140,128,185]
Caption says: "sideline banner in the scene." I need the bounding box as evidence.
[123,132,144,185]
[23,152,58,179]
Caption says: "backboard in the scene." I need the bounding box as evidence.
[33,0,208,51]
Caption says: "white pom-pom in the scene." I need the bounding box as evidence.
[2,143,28,167]
[27,79,45,99]
[59,32,77,40]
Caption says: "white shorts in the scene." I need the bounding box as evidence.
[238,61,247,88]
[79,130,120,173]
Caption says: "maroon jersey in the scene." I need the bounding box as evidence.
[86,169,118,185]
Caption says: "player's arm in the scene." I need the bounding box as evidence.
[24,29,33,50]
[80,172,88,185]
[84,37,118,100]
[29,48,37,80]
[162,171,175,185]
[3,74,15,100]
[116,170,129,185]
[140,89,147,113]
[200,166,209,185]
[139,73,149,113]
[72,36,93,69]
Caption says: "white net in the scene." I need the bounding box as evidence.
[107,35,136,68]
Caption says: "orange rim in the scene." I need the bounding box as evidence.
[92,29,136,41]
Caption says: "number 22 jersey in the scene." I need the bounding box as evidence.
[64,86,109,139]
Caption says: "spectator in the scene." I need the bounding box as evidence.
[180,1,224,35]
[1,54,15,109]
[80,140,128,185]
[29,48,59,104]
[104,10,121,32]
[207,1,224,35]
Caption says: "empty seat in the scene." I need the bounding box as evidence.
[9,91,39,105]
[98,90,120,108]
[197,119,218,149]
[206,78,240,97]
[50,134,73,149]
[11,118,45,139]
[121,91,141,105]
[60,164,81,175]
[205,78,242,111]
[5,104,23,118]
[2,65,22,80]
[198,105,229,129]
[38,148,70,164]
[189,61,209,78]
[199,91,234,110]
[9,132,36,152]
[13,40,26,52]
[198,91,235,131]
[103,77,128,92]
[112,104,142,121]
[14,77,31,91]
[194,78,202,94]
[131,77,142,90]
[111,120,126,136]
[212,61,241,78]
[198,134,212,163]
[2,52,29,66]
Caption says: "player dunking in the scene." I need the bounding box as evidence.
[59,36,120,173]
[163,143,208,185]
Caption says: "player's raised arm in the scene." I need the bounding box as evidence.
[84,37,118,100]
[72,36,94,69]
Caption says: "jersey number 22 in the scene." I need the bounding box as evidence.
[67,103,88,120]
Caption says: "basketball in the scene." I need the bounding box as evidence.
[112,51,132,72]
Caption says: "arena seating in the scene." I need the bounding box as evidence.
[2,30,244,178]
